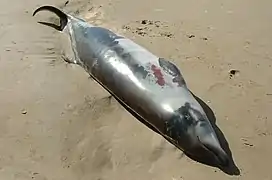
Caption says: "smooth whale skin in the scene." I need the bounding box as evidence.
[33,5,230,167]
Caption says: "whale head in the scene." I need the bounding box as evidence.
[165,101,229,167]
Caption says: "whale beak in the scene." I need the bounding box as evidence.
[197,134,230,167]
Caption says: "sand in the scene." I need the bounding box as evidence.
[0,0,272,179]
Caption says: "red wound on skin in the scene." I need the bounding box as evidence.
[151,64,165,86]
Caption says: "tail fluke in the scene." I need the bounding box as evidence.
[33,5,68,31]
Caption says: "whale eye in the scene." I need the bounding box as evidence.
[183,112,194,126]
[184,114,190,120]
[176,103,198,126]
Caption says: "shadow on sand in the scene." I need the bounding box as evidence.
[107,92,240,175]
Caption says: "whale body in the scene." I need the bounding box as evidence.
[33,5,230,167]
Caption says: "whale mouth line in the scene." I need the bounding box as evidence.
[196,136,228,167]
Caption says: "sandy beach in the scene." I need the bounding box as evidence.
[0,0,272,179]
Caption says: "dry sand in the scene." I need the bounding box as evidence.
[1,0,272,179]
